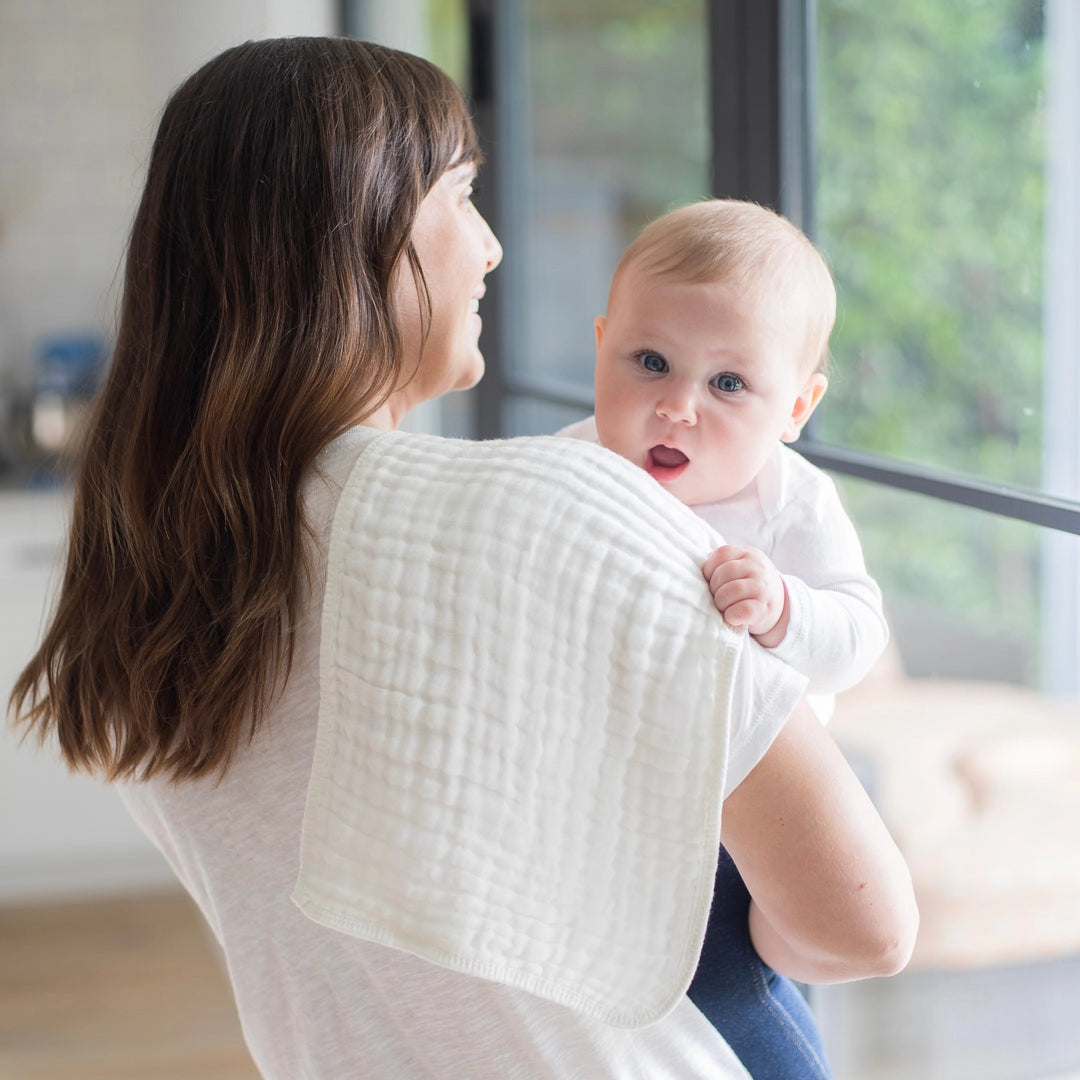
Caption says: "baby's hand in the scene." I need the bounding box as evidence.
[702,544,789,647]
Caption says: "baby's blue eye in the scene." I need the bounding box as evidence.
[713,373,744,393]
[639,352,667,373]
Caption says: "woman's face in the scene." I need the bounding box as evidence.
[391,160,503,419]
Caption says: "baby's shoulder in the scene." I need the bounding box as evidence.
[773,443,832,487]
[768,445,844,523]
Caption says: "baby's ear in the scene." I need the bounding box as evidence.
[781,373,828,443]
[594,316,606,350]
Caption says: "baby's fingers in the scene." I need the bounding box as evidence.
[721,598,763,629]
[703,544,745,581]
[710,570,761,611]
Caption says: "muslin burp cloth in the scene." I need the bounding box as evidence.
[293,430,743,1027]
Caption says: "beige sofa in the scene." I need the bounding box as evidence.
[830,646,1080,971]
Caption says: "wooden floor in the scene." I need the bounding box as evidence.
[0,889,260,1080]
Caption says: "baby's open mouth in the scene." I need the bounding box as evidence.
[646,444,690,482]
[650,445,688,469]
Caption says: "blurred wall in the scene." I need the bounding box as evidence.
[0,0,336,402]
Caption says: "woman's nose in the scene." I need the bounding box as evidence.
[482,215,503,271]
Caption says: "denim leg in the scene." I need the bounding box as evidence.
[687,847,834,1080]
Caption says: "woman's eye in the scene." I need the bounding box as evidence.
[713,373,744,393]
[638,352,667,373]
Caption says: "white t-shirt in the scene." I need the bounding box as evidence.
[118,426,805,1080]
[559,417,888,720]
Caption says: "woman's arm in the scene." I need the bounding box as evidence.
[721,698,918,984]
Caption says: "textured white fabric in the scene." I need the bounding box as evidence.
[118,425,804,1078]
[294,429,749,1027]
[559,416,887,721]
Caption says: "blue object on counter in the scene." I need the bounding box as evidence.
[34,333,107,397]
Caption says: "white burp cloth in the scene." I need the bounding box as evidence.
[293,430,744,1027]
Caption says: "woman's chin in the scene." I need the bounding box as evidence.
[452,353,486,392]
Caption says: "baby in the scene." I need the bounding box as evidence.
[561,198,887,721]
[560,198,888,1079]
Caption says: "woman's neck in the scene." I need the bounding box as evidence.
[361,402,400,430]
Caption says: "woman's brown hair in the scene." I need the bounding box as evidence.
[8,37,480,781]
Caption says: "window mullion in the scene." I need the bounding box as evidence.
[800,440,1080,538]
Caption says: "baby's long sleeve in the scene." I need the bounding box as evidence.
[762,470,888,695]
[772,566,888,693]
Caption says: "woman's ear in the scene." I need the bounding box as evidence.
[781,373,828,443]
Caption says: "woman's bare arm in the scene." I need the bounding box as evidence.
[721,699,919,984]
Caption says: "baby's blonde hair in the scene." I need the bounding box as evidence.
[611,199,837,374]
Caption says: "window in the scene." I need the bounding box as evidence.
[811,0,1080,696]
[468,0,709,437]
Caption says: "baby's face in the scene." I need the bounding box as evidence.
[593,265,826,506]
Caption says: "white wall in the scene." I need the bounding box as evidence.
[0,0,336,395]
[0,1,150,392]
[0,0,336,903]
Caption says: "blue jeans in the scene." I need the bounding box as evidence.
[687,847,834,1079]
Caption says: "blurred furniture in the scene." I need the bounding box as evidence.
[820,646,1080,1079]
[0,489,172,902]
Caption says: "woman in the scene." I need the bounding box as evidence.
[10,38,916,1078]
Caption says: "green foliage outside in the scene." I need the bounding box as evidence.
[814,0,1047,679]
[427,0,469,86]
[528,1,708,234]
[816,0,1045,481]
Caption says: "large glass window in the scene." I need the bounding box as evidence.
[815,1,1047,490]
[475,4,1080,1076]
[812,0,1080,694]
[483,0,709,435]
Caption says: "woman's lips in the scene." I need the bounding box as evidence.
[646,444,690,482]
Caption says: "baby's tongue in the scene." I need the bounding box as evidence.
[651,445,689,468]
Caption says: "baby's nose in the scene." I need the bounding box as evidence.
[656,386,698,424]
